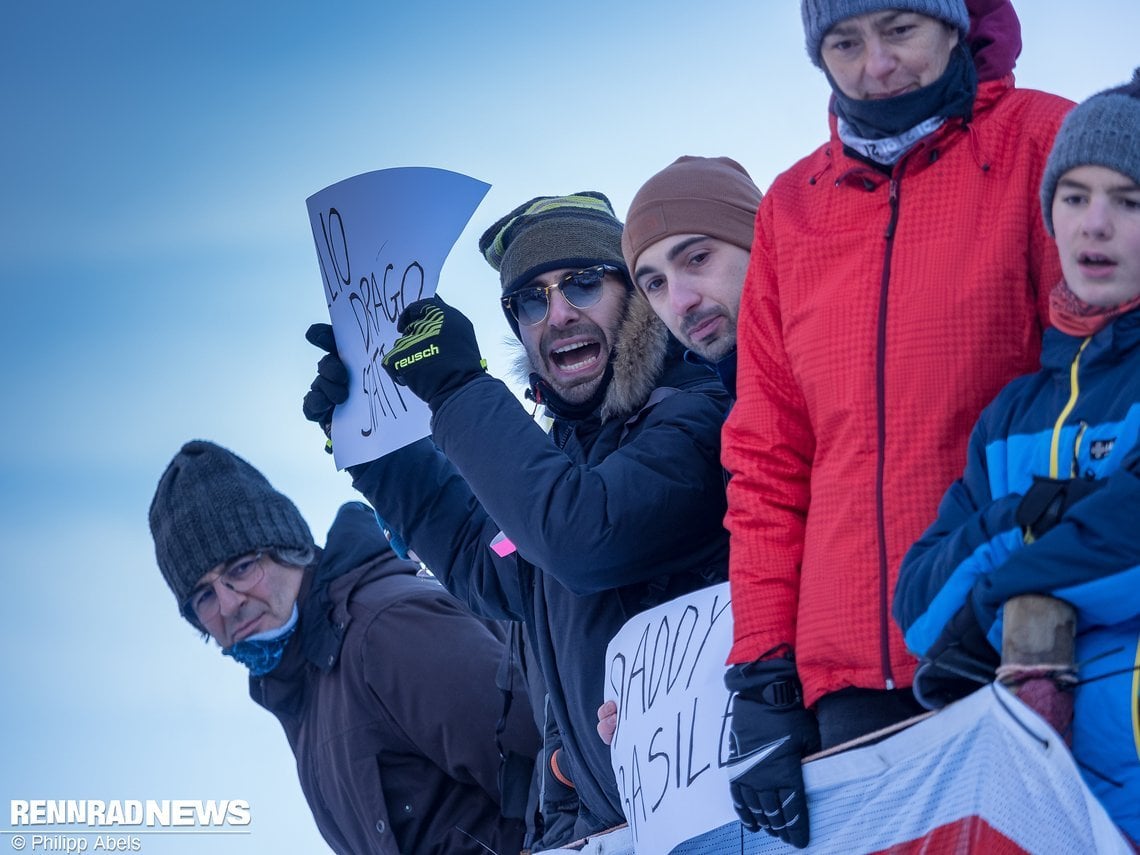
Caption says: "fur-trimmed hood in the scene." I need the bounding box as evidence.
[509,291,670,423]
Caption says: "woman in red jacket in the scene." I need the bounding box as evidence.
[722,1,1073,848]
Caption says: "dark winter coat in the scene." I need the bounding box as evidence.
[352,299,731,835]
[684,348,737,399]
[250,502,536,854]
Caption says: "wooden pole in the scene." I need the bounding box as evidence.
[1000,594,1077,741]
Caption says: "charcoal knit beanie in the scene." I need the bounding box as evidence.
[622,156,762,276]
[479,191,627,337]
[1040,68,1140,236]
[149,440,313,621]
[801,0,969,68]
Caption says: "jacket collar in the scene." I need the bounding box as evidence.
[683,347,737,399]
[250,503,409,712]
[822,78,1012,187]
[1041,305,1140,373]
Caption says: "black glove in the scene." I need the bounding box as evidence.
[381,297,486,411]
[302,323,350,437]
[725,656,819,849]
[912,601,999,709]
[1015,475,1105,542]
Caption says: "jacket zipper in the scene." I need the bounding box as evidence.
[876,171,904,691]
[1048,339,1140,760]
[1048,338,1091,477]
[1132,638,1140,762]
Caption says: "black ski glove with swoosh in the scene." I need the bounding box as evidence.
[725,653,819,849]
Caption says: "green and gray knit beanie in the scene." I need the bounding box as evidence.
[149,440,313,622]
[801,0,969,68]
[478,191,627,336]
[1040,68,1140,236]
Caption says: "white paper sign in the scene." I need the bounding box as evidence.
[306,167,490,469]
[603,582,737,854]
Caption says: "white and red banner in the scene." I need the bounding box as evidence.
[571,584,1133,855]
[679,681,1133,853]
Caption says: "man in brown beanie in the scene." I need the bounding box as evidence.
[149,439,539,855]
[589,157,761,754]
[302,191,732,843]
[622,155,763,398]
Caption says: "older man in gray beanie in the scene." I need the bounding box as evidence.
[149,440,538,855]
[303,190,732,844]
[720,0,1074,847]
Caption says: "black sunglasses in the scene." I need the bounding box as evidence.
[502,264,620,326]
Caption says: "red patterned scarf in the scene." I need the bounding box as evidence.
[1048,280,1140,337]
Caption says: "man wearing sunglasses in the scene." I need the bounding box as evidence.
[583,157,760,751]
[303,191,732,843]
[149,439,540,855]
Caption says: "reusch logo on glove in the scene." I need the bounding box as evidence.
[392,344,440,371]
[383,305,446,371]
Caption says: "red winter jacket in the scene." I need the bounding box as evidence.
[723,77,1072,707]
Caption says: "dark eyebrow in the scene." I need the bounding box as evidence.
[874,11,909,26]
[189,552,254,595]
[1058,176,1140,194]
[520,270,568,291]
[829,10,908,36]
[634,236,712,282]
[825,20,859,37]
[225,552,256,571]
[666,235,713,263]
[633,262,660,281]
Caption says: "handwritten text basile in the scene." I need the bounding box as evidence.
[605,584,734,843]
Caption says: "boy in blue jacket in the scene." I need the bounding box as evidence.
[893,69,1140,843]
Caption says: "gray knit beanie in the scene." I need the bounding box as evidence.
[622,156,762,276]
[478,191,627,337]
[149,440,313,620]
[801,0,969,68]
[1040,68,1140,236]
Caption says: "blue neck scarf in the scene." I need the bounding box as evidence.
[222,604,299,676]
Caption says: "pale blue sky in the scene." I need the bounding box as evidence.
[2,3,1137,852]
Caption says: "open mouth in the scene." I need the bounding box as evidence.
[551,340,602,373]
[1078,252,1116,268]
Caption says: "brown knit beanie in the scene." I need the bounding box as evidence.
[149,440,314,621]
[621,156,762,277]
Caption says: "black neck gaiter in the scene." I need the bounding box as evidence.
[830,41,978,140]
